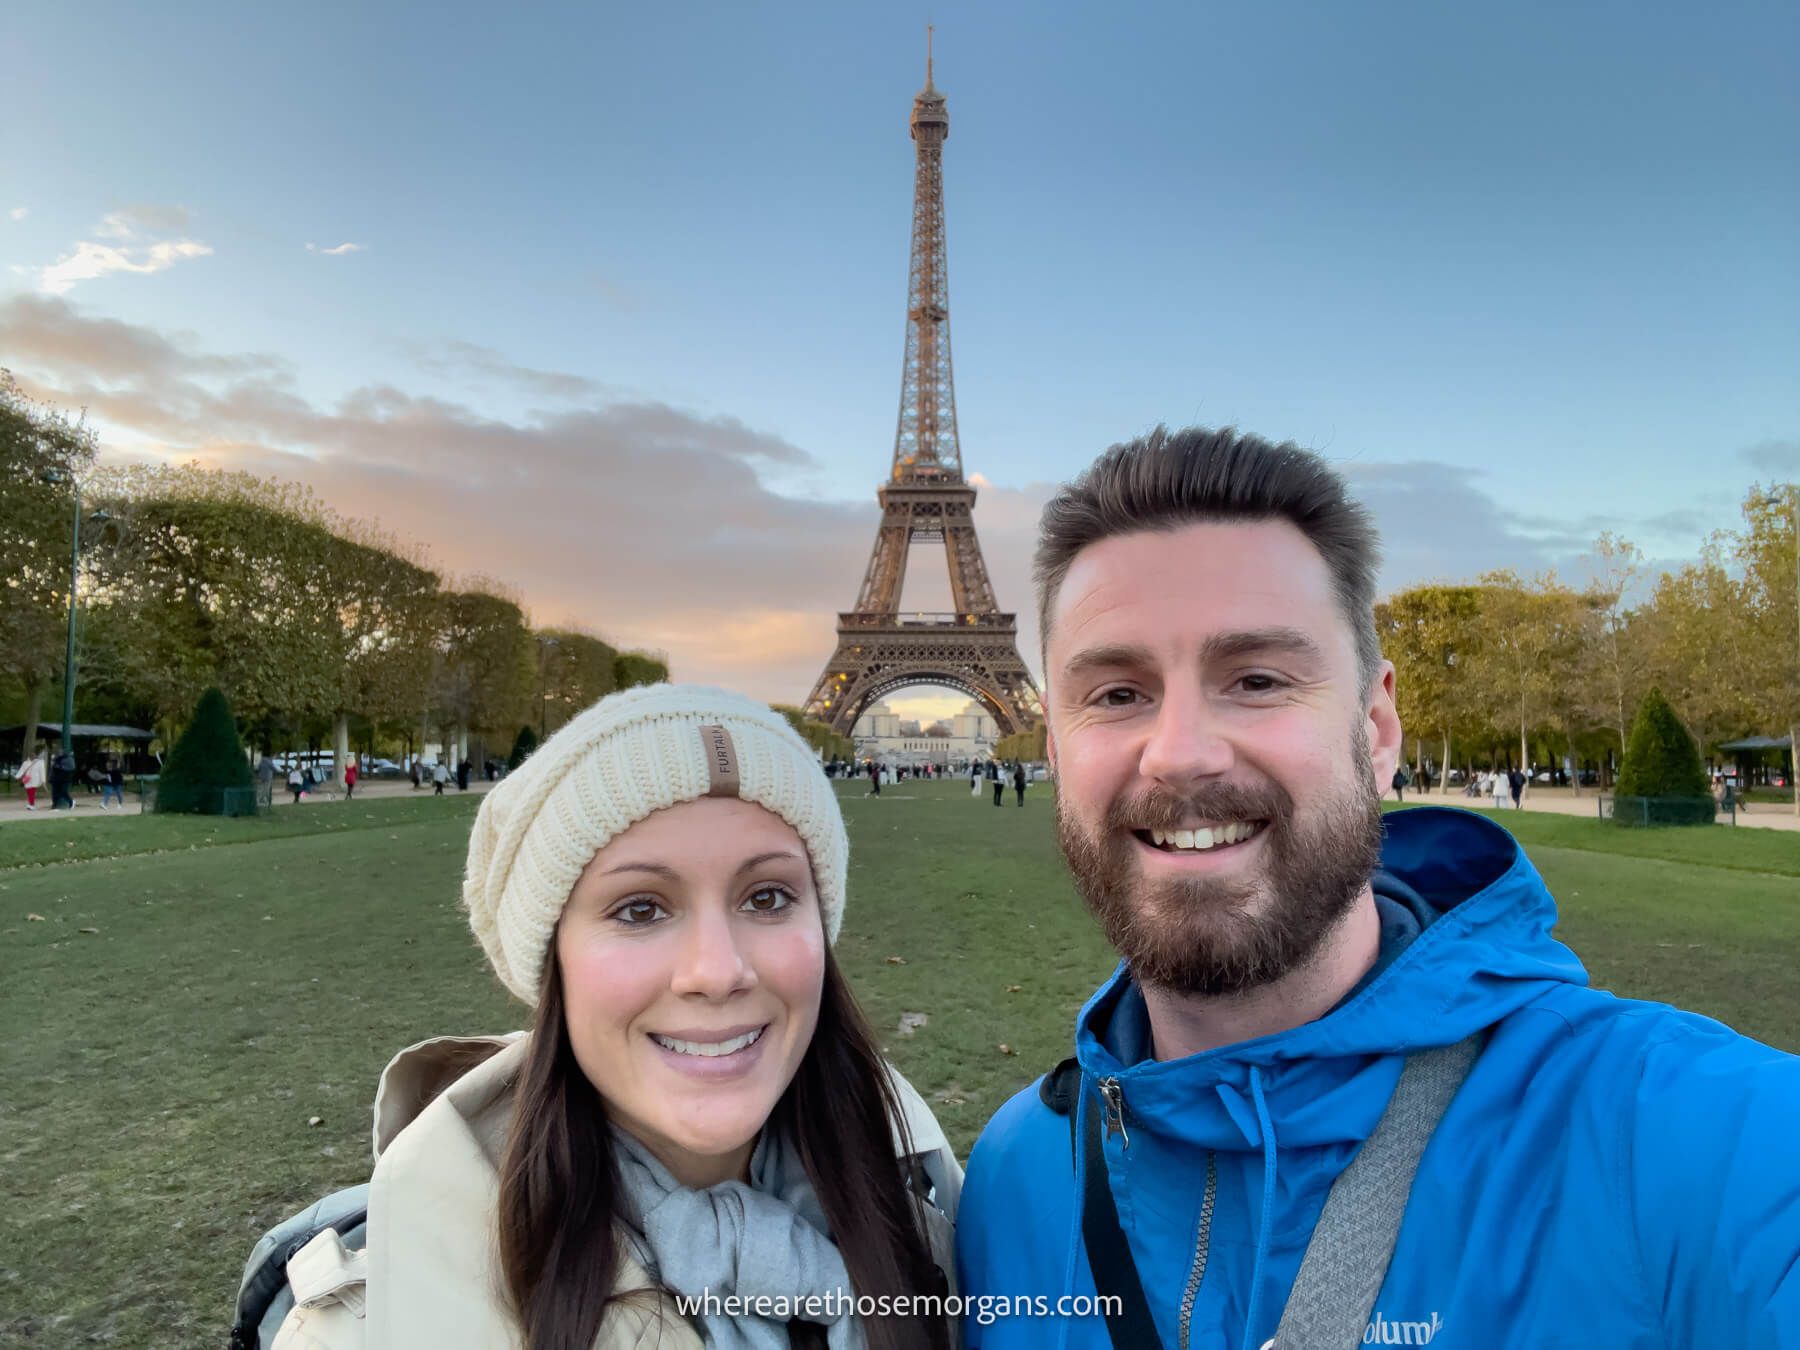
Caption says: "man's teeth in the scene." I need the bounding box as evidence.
[651,1027,765,1057]
[1149,822,1261,851]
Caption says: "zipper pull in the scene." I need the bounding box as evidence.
[1099,1077,1129,1148]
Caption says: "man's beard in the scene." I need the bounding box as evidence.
[1055,732,1384,997]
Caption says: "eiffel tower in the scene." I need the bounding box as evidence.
[803,35,1042,739]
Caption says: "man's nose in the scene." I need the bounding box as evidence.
[1138,685,1235,788]
[670,907,755,1000]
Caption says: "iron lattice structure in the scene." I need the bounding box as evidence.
[804,41,1042,739]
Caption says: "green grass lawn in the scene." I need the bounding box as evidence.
[3,784,1797,1346]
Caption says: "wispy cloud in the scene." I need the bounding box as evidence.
[36,206,211,294]
[1,295,1742,703]
[304,242,363,256]
[1742,437,1800,478]
[8,207,27,222]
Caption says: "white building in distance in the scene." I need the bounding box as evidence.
[853,698,999,767]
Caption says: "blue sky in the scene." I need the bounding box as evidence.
[3,0,1796,714]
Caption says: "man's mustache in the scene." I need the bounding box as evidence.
[1102,782,1293,833]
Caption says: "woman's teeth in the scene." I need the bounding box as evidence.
[650,1027,765,1057]
[1148,822,1262,852]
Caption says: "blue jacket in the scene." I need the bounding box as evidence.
[955,808,1800,1349]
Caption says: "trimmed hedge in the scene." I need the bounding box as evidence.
[1614,688,1714,827]
[155,687,254,815]
[507,725,539,770]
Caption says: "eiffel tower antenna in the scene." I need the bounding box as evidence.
[803,41,1042,740]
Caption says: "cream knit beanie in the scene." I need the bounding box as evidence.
[463,683,847,1005]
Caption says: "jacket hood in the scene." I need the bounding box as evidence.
[1073,807,1589,1151]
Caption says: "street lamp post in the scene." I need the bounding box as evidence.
[536,636,561,739]
[41,468,109,769]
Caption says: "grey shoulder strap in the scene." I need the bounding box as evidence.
[1269,1033,1484,1349]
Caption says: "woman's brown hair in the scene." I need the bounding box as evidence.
[497,946,949,1350]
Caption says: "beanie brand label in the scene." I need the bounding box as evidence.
[699,724,740,798]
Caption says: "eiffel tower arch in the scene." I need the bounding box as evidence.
[803,36,1042,739]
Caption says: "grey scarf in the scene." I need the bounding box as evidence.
[611,1126,866,1350]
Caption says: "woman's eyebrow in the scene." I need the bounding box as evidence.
[598,861,680,879]
[735,850,807,874]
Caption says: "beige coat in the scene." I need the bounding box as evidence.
[274,1034,961,1350]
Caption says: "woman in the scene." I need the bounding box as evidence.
[16,750,45,810]
[275,685,959,1350]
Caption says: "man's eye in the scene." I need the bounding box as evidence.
[742,886,794,914]
[1238,674,1286,694]
[1096,688,1140,707]
[612,898,668,926]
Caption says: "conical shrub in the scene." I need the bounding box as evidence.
[507,724,538,770]
[156,687,255,815]
[1614,688,1714,826]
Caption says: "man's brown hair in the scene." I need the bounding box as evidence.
[1034,425,1383,689]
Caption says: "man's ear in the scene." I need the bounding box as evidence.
[1367,661,1403,781]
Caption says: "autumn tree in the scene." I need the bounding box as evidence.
[1376,584,1483,793]
[0,374,98,757]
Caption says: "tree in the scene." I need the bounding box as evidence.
[770,703,854,762]
[613,650,669,690]
[535,629,620,734]
[86,464,350,734]
[1376,584,1483,793]
[0,374,98,758]
[1630,547,1760,754]
[995,723,1049,762]
[1581,533,1647,757]
[1468,571,1591,793]
[1731,485,1799,813]
[432,585,534,761]
[156,686,254,815]
[507,724,539,769]
[1614,687,1713,826]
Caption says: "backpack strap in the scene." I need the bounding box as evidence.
[1268,1033,1485,1348]
[1042,1060,1161,1349]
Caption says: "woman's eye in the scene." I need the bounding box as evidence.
[742,886,794,914]
[612,898,668,926]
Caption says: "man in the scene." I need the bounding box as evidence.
[955,426,1798,1348]
[1509,765,1526,810]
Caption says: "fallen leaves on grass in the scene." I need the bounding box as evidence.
[78,927,99,934]
[1005,984,1022,993]
[997,1043,1016,1056]
[307,1116,324,1127]
[897,1012,929,1037]
[885,955,907,965]
[27,913,46,921]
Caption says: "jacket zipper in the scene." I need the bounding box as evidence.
[1176,1150,1219,1350]
[1099,1077,1129,1147]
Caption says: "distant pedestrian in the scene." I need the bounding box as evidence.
[991,760,1004,807]
[287,765,305,804]
[432,762,449,796]
[1508,768,1526,810]
[409,759,421,790]
[49,751,74,810]
[1391,764,1409,803]
[16,751,45,810]
[1490,770,1508,810]
[1013,761,1026,806]
[866,759,881,798]
[256,755,276,789]
[457,758,471,792]
[344,758,359,800]
[102,758,126,810]
[971,760,982,798]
